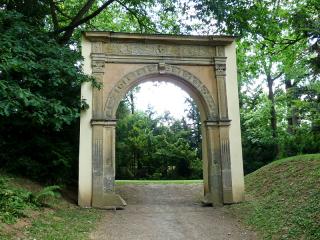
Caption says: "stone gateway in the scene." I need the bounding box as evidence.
[79,31,245,208]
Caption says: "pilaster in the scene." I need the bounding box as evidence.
[91,119,126,209]
[212,48,234,203]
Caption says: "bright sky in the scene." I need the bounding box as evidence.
[134,81,190,119]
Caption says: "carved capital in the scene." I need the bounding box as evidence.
[92,60,105,74]
[214,57,227,76]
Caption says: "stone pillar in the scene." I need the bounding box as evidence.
[213,47,234,204]
[203,121,223,205]
[91,41,126,209]
[91,120,126,209]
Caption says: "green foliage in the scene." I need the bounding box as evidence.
[0,173,102,240]
[0,10,94,183]
[229,154,320,240]
[0,175,60,224]
[189,0,320,172]
[116,93,202,180]
[0,0,182,185]
[0,11,89,129]
[33,186,61,206]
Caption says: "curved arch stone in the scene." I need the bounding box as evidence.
[104,64,218,120]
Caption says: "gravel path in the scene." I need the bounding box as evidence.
[90,184,258,240]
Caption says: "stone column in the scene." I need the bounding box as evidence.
[213,47,234,204]
[91,120,126,209]
[203,121,223,205]
[91,41,126,209]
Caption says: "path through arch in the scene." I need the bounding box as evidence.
[89,183,258,240]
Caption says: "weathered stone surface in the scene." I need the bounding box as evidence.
[79,31,245,209]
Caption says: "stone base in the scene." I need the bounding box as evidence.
[92,193,127,209]
[202,193,223,207]
[202,194,212,206]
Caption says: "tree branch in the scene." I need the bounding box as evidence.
[116,0,144,33]
[116,0,158,33]
[56,0,116,44]
[48,0,59,31]
[272,71,283,81]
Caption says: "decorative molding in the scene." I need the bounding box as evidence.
[104,65,218,120]
[205,120,231,127]
[105,55,215,65]
[91,119,117,126]
[84,31,236,46]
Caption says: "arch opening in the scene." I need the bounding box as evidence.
[114,79,205,205]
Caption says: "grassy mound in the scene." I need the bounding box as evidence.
[0,173,102,240]
[229,154,320,240]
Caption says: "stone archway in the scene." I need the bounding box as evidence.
[79,32,245,209]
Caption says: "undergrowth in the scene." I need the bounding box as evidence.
[0,175,60,224]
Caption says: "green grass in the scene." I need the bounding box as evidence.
[0,173,103,240]
[25,205,101,240]
[228,154,320,240]
[116,179,203,185]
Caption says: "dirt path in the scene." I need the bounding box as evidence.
[90,184,258,240]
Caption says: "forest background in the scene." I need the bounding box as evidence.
[0,0,319,183]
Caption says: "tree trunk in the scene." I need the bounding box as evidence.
[266,74,279,156]
[285,79,298,133]
[129,92,135,114]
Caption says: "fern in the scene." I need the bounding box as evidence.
[33,185,61,206]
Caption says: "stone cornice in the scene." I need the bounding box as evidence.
[83,31,235,46]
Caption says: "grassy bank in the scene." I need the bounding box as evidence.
[0,173,102,240]
[228,154,320,240]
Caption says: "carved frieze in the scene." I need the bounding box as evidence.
[105,65,218,120]
[216,46,225,57]
[104,43,216,58]
[92,42,103,53]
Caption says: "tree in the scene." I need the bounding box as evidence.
[0,11,95,182]
[184,97,201,158]
[1,0,181,44]
[184,0,320,170]
[0,0,181,183]
[115,95,203,180]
